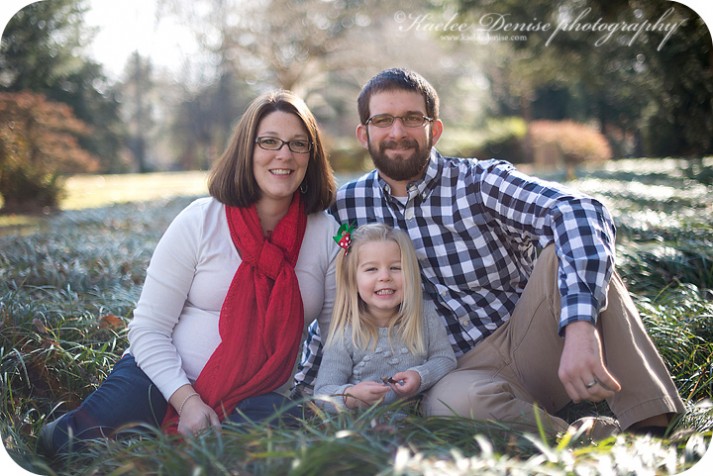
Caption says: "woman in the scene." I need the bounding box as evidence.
[40,90,339,457]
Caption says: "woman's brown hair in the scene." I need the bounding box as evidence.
[208,90,336,214]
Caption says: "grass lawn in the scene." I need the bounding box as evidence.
[0,171,210,236]
[60,171,210,210]
[1,159,712,475]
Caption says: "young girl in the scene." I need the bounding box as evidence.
[314,223,455,411]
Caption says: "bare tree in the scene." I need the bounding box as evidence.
[152,0,495,167]
[121,52,155,172]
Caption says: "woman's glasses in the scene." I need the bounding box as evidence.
[255,136,312,154]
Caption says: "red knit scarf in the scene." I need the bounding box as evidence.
[162,194,307,433]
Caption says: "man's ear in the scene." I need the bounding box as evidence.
[431,119,444,145]
[356,123,369,149]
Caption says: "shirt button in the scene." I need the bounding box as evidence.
[459,316,470,327]
[405,209,414,220]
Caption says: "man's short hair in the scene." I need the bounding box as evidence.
[357,68,440,125]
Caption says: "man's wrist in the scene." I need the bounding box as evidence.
[563,320,594,333]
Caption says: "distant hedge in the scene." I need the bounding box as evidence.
[528,120,612,177]
[325,119,613,177]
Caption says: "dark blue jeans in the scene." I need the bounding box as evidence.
[40,354,300,457]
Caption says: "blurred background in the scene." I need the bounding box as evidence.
[0,0,711,213]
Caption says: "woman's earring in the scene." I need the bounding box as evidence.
[299,182,308,194]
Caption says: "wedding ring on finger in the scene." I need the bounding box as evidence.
[585,379,598,389]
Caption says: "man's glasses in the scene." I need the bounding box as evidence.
[255,137,312,154]
[366,113,433,128]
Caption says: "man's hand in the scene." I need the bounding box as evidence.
[559,321,622,403]
[343,381,390,409]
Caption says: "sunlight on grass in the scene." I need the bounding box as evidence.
[0,214,44,230]
[61,171,209,210]
[0,172,209,235]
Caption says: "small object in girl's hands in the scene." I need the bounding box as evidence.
[381,376,405,386]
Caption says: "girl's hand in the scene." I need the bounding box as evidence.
[343,381,390,409]
[177,397,221,437]
[389,370,421,398]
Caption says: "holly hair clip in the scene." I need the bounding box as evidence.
[333,223,355,255]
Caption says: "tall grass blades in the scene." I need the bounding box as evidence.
[1,162,712,475]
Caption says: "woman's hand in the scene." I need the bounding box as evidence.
[388,370,421,398]
[177,397,221,437]
[343,381,390,409]
[169,384,221,436]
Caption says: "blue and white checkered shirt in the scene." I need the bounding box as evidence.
[294,149,616,391]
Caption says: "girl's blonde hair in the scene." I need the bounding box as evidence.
[326,223,425,355]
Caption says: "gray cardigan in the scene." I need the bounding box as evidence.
[314,301,456,410]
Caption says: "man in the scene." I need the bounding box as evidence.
[297,68,683,437]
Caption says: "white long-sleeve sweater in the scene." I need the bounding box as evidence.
[126,197,339,401]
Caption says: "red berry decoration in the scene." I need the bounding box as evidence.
[333,223,356,255]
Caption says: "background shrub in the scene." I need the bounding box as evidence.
[0,92,98,214]
[528,120,612,178]
[438,117,528,162]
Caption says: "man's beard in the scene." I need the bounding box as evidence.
[368,136,432,182]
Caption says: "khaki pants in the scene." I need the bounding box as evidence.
[423,245,685,434]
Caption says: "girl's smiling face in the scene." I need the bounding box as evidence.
[355,240,404,326]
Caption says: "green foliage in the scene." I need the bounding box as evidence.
[684,159,713,186]
[570,157,713,405]
[0,198,187,397]
[0,0,88,91]
[1,164,712,474]
[457,0,713,158]
[438,117,528,161]
[327,137,371,173]
[0,0,126,172]
[635,286,713,403]
[52,61,127,174]
[0,168,65,214]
